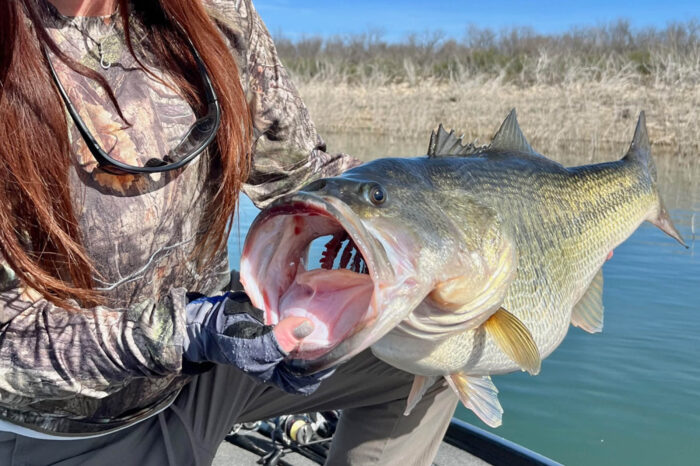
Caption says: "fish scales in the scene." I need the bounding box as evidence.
[398,156,658,375]
[241,110,684,427]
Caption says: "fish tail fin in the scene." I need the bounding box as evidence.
[651,200,687,247]
[623,112,687,248]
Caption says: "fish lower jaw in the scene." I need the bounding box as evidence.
[240,198,387,363]
[278,268,376,360]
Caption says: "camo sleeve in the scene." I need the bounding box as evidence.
[206,0,361,208]
[0,258,185,405]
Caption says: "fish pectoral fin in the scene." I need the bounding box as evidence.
[484,307,541,375]
[404,375,438,416]
[445,373,503,428]
[571,268,604,333]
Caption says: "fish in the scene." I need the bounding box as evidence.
[240,110,685,427]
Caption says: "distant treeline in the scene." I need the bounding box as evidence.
[274,20,699,86]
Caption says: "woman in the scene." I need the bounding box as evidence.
[0,0,457,464]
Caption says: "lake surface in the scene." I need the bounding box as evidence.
[227,132,699,466]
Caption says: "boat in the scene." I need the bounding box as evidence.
[214,413,560,465]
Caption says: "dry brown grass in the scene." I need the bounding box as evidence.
[297,78,699,155]
[279,21,700,155]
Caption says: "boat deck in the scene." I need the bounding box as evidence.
[213,430,489,465]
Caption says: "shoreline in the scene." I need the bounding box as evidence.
[297,80,700,156]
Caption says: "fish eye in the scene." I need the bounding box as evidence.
[367,184,386,205]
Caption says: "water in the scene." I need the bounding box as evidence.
[227,132,700,466]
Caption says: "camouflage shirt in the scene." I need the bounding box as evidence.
[0,0,358,435]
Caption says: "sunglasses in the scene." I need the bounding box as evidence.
[43,37,221,175]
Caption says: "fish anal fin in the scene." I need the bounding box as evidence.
[427,124,482,158]
[484,307,541,375]
[445,373,503,428]
[404,375,438,416]
[490,109,536,155]
[572,268,604,333]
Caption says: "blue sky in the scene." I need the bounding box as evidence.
[255,0,700,41]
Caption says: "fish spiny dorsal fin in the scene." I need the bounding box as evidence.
[445,373,503,428]
[483,307,541,375]
[490,109,537,155]
[623,111,656,181]
[571,268,604,333]
[427,124,481,157]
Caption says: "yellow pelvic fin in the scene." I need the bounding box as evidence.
[484,307,541,375]
[445,373,503,428]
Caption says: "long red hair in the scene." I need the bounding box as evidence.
[0,0,252,308]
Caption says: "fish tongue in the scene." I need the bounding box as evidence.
[278,269,373,357]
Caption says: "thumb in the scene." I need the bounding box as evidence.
[273,316,315,353]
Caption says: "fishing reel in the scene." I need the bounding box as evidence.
[229,420,261,436]
[226,411,340,465]
[277,414,315,445]
[275,411,339,446]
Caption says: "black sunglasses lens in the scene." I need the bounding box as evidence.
[145,158,169,168]
[101,165,131,175]
[194,113,216,132]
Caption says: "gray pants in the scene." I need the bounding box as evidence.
[0,350,457,466]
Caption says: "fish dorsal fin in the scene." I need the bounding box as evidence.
[484,307,541,375]
[629,111,651,156]
[404,375,438,416]
[571,268,604,333]
[623,112,656,181]
[490,109,536,155]
[445,373,503,428]
[427,124,481,157]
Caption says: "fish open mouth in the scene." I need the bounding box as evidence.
[240,193,391,363]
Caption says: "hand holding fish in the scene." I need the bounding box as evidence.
[183,292,331,395]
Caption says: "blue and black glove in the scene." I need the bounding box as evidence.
[183,291,332,395]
